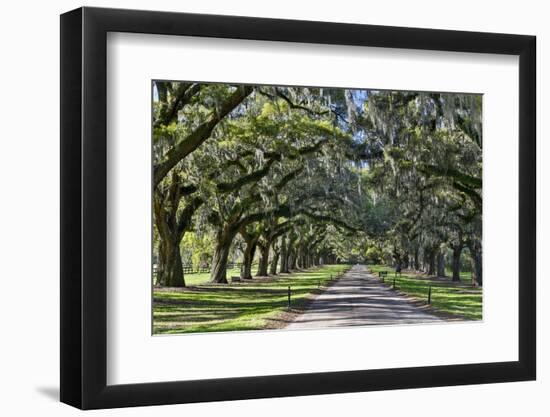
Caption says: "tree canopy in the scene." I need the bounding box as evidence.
[152,82,482,287]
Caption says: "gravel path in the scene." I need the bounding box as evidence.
[285,264,442,330]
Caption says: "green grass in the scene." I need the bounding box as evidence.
[444,267,473,282]
[369,265,482,320]
[153,264,350,334]
[182,266,257,286]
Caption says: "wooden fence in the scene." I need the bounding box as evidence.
[153,261,255,280]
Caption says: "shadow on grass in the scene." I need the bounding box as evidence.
[153,265,350,334]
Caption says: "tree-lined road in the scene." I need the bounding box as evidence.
[152,82,483,334]
[286,265,441,330]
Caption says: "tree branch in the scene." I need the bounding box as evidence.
[154,82,202,129]
[216,159,276,193]
[299,210,360,233]
[258,87,329,116]
[154,85,254,187]
[418,164,481,189]
[176,196,205,235]
[275,166,305,190]
[452,181,482,209]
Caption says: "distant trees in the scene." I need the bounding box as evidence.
[152,83,482,287]
[360,91,482,285]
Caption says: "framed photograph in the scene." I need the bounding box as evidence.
[60,6,536,409]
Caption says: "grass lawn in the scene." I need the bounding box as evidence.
[182,266,258,286]
[444,267,474,282]
[368,265,482,320]
[154,266,258,286]
[153,264,350,334]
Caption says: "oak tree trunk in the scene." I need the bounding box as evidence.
[153,189,186,287]
[279,238,289,273]
[427,247,436,276]
[210,233,233,283]
[468,241,482,286]
[472,251,482,286]
[257,244,270,277]
[157,233,185,287]
[270,251,280,275]
[437,251,446,277]
[241,241,256,280]
[289,251,297,270]
[452,245,463,282]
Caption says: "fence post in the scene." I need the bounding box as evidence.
[392,277,396,289]
[287,286,291,309]
[428,286,432,304]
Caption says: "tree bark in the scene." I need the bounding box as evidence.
[270,250,280,275]
[157,231,185,287]
[468,240,482,286]
[279,237,288,273]
[472,250,482,286]
[210,231,233,284]
[256,243,270,277]
[289,251,297,270]
[298,244,307,269]
[286,234,297,270]
[452,245,463,282]
[241,242,256,280]
[427,247,436,276]
[437,251,446,277]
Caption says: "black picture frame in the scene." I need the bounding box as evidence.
[60,6,536,410]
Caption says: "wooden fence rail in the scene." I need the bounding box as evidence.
[153,261,254,278]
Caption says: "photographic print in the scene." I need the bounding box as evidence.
[152,81,482,335]
[60,8,536,407]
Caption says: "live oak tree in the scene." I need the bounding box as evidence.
[153,82,253,285]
